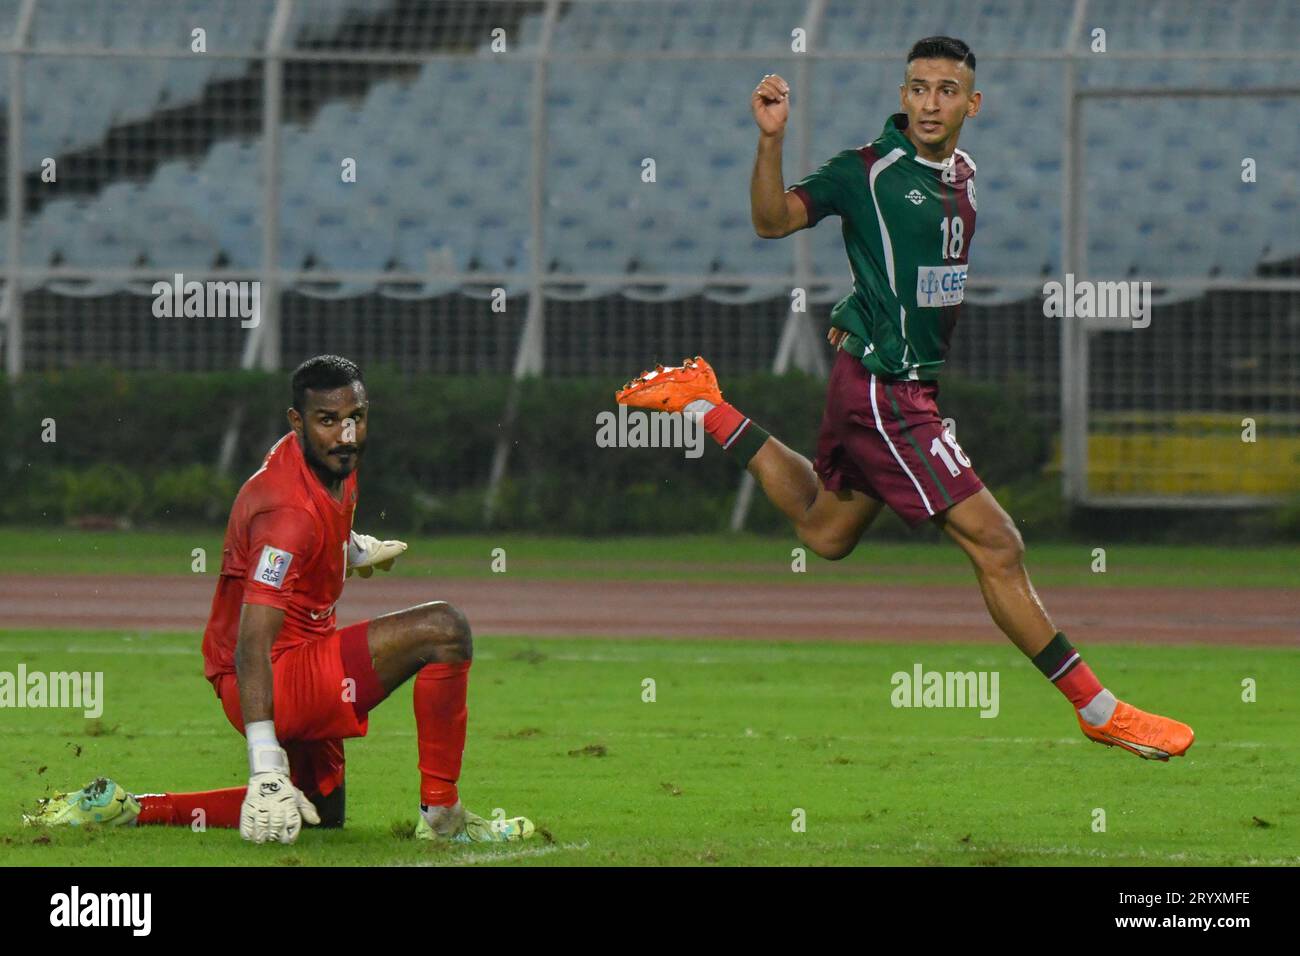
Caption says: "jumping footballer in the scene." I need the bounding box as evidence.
[616,37,1195,761]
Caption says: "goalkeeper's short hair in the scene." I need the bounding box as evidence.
[291,354,364,411]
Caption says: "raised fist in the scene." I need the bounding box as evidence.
[751,73,791,136]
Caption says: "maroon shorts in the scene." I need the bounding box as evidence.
[813,349,984,527]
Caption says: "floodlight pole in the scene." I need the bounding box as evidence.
[1060,0,1088,503]
[484,0,559,524]
[3,0,36,377]
[217,0,291,476]
[259,0,291,373]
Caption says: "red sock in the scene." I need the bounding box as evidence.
[414,661,470,807]
[702,402,772,464]
[1032,631,1105,708]
[136,787,245,827]
[702,403,750,449]
[1055,661,1104,710]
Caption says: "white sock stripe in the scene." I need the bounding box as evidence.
[1048,652,1081,682]
[722,418,751,450]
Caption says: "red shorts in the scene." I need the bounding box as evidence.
[214,620,383,797]
[813,349,984,527]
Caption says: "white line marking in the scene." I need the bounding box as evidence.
[0,642,193,655]
[403,840,589,867]
[869,841,1299,866]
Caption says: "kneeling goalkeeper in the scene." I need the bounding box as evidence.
[27,355,534,845]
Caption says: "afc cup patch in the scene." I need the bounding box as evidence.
[253,544,293,589]
[967,179,977,211]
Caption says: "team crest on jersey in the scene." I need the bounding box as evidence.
[253,545,293,589]
[917,264,968,307]
[905,188,926,205]
[967,179,977,211]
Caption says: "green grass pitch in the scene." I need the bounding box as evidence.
[1,629,1296,866]
[1,527,1297,587]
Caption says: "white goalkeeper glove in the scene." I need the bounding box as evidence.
[347,531,407,578]
[240,722,320,845]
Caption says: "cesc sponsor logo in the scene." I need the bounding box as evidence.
[916,264,968,307]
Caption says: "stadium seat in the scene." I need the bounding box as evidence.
[292,202,395,299]
[48,191,149,296]
[624,211,713,301]
[708,231,792,304]
[213,202,262,270]
[545,209,633,301]
[20,198,95,290]
[10,0,397,174]
[382,214,474,300]
[139,203,221,272]
[462,207,529,299]
[14,0,1299,306]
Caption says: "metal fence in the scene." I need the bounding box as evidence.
[1,0,1297,513]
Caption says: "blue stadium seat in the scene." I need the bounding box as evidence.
[296,203,395,299]
[19,0,1299,303]
[47,188,149,295]
[463,208,529,299]
[545,210,632,300]
[139,203,220,271]
[21,198,95,287]
[31,0,107,47]
[382,216,474,300]
[624,211,713,301]
[709,211,792,303]
[212,201,261,270]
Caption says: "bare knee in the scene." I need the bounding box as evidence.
[799,526,857,561]
[795,488,877,561]
[971,520,1025,576]
[411,601,473,663]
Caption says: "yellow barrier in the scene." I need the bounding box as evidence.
[1081,414,1300,496]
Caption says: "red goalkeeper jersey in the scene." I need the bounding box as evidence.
[201,431,357,686]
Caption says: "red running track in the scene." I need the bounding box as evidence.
[2,575,1295,645]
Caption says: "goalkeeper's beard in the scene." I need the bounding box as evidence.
[302,436,365,485]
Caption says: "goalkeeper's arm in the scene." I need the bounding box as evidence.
[234,604,319,844]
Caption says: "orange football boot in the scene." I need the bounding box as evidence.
[615,356,723,412]
[1078,700,1195,761]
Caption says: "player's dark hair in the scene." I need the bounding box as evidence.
[291,354,364,411]
[907,36,976,72]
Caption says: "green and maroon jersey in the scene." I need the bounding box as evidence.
[789,112,977,381]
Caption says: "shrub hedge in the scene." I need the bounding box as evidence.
[6,367,1059,535]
